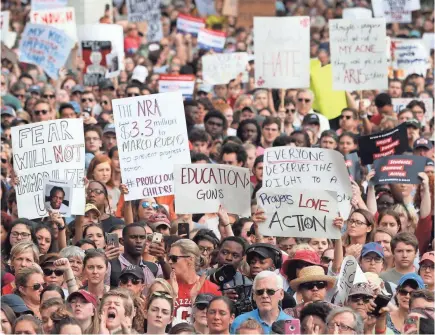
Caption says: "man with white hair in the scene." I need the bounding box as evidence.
[230,270,292,334]
[326,306,364,335]
[293,89,330,136]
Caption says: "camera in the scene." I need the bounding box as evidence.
[209,264,236,285]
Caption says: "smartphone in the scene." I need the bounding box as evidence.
[106,233,119,247]
[284,319,300,335]
[178,222,190,239]
[152,232,163,244]
[81,111,90,119]
[371,294,390,316]
[404,315,419,334]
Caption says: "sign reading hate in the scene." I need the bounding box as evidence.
[330,18,388,90]
[256,188,339,239]
[112,92,191,201]
[254,17,310,89]
[263,147,353,218]
[202,52,248,85]
[11,119,85,220]
[174,164,251,217]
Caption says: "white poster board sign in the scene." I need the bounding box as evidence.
[263,147,352,218]
[112,92,191,200]
[174,164,251,217]
[330,18,388,90]
[422,33,434,52]
[68,0,112,25]
[1,11,10,42]
[12,119,85,219]
[43,178,73,217]
[256,188,339,239]
[392,98,433,119]
[30,7,77,41]
[202,52,248,85]
[372,0,412,23]
[391,38,430,78]
[327,256,368,306]
[254,16,310,89]
[342,8,372,19]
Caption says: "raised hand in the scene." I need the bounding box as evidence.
[53,258,71,271]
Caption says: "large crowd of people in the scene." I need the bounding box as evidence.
[0,0,434,334]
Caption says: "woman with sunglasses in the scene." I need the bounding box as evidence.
[82,249,110,300]
[168,239,221,325]
[192,294,214,334]
[15,265,45,318]
[41,84,57,112]
[206,296,235,335]
[40,254,78,297]
[387,274,425,334]
[145,291,174,334]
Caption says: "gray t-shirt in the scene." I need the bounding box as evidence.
[380,268,412,285]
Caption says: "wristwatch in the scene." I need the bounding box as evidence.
[58,225,66,231]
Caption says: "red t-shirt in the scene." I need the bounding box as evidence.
[172,279,221,325]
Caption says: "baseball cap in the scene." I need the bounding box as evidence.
[405,119,421,129]
[67,289,98,308]
[302,113,320,125]
[198,83,213,94]
[414,138,433,150]
[241,106,257,115]
[120,265,145,281]
[131,65,149,84]
[28,85,41,94]
[1,106,16,117]
[348,282,374,297]
[419,251,435,264]
[194,293,215,306]
[69,101,81,114]
[103,123,116,135]
[398,273,425,289]
[2,294,33,314]
[99,79,115,90]
[282,249,322,276]
[71,85,85,94]
[147,213,171,231]
[246,243,281,267]
[361,242,385,259]
[85,203,100,217]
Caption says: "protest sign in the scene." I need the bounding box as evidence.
[256,188,339,239]
[237,0,275,28]
[422,33,434,52]
[328,256,367,306]
[112,92,191,200]
[202,52,248,85]
[342,8,372,19]
[197,28,226,52]
[30,7,77,41]
[373,155,426,185]
[69,0,112,25]
[344,152,362,182]
[19,24,74,79]
[330,18,388,91]
[391,39,430,78]
[358,124,408,165]
[310,59,347,120]
[392,98,433,119]
[174,164,251,217]
[263,147,353,218]
[32,0,67,11]
[43,178,73,217]
[254,17,310,89]
[223,0,238,16]
[1,11,9,42]
[372,0,412,23]
[176,14,205,37]
[126,0,162,42]
[11,119,85,220]
[78,24,124,81]
[158,75,195,100]
[195,0,216,17]
[1,43,17,64]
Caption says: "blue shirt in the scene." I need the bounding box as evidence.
[230,308,292,334]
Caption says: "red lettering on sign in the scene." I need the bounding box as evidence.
[298,194,330,213]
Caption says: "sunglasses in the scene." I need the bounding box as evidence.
[349,295,371,303]
[34,110,49,116]
[168,255,190,263]
[195,303,208,310]
[26,283,45,290]
[321,256,333,263]
[286,108,296,114]
[299,281,327,290]
[398,288,414,296]
[43,268,65,276]
[101,100,109,105]
[14,94,25,98]
[82,98,94,103]
[120,276,143,285]
[254,289,279,296]
[141,201,159,210]
[43,94,55,99]
[151,291,173,299]
[1,158,7,164]
[127,93,140,97]
[298,98,311,103]
[341,115,352,120]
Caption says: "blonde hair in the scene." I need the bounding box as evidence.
[15,264,43,295]
[11,242,39,265]
[146,278,175,302]
[100,288,135,317]
[391,203,418,232]
[171,239,206,269]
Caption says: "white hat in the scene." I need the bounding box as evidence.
[131,65,149,84]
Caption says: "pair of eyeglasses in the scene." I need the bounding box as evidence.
[254,288,280,296]
[141,201,159,210]
[347,219,368,227]
[398,288,414,296]
[87,189,105,195]
[43,94,55,99]
[101,100,109,105]
[26,283,45,291]
[199,246,213,254]
[34,110,48,116]
[168,255,190,263]
[151,291,172,299]
[43,268,64,277]
[348,295,371,303]
[298,98,311,103]
[362,256,383,263]
[11,231,31,238]
[299,281,327,290]
[327,322,356,333]
[341,115,352,120]
[421,264,435,271]
[82,98,94,103]
[286,109,296,114]
[127,93,140,97]
[120,276,143,285]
